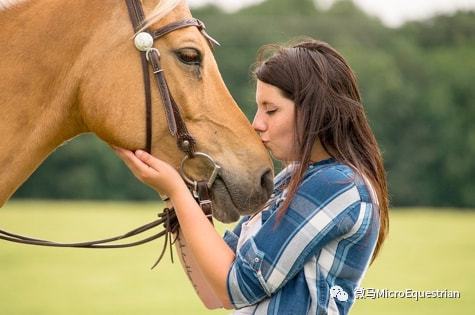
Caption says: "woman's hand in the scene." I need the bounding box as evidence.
[112,146,188,199]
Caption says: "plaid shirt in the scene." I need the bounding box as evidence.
[223,158,380,314]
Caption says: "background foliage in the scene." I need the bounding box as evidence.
[13,0,475,207]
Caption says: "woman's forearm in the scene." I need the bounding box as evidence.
[170,189,235,309]
[174,230,223,309]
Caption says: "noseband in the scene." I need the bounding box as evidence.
[0,0,221,269]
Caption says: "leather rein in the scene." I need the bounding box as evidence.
[0,0,221,269]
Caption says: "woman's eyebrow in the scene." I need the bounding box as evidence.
[262,101,276,107]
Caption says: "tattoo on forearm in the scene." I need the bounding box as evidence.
[177,234,200,293]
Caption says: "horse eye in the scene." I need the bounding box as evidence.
[176,48,202,66]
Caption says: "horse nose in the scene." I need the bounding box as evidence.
[260,168,274,199]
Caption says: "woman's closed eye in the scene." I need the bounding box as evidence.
[266,109,278,115]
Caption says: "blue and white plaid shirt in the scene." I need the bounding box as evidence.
[223,158,380,314]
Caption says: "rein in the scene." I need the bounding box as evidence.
[0,0,221,269]
[0,209,179,268]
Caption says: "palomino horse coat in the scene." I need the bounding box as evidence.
[0,0,273,222]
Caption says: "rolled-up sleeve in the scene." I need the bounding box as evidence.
[227,238,269,308]
[223,230,239,253]
[223,215,248,253]
[226,166,362,309]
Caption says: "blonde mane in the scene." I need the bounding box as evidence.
[143,0,182,29]
[0,0,182,18]
[0,0,26,10]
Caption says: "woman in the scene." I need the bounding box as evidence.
[114,38,389,314]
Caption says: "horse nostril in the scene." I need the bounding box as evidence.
[260,168,274,198]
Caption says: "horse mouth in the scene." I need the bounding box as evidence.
[211,176,242,223]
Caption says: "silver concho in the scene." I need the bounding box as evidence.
[134,32,154,52]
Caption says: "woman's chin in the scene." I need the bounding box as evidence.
[269,151,287,162]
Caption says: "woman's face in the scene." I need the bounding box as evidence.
[252,80,298,161]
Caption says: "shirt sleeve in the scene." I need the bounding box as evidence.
[226,166,363,308]
[223,215,249,253]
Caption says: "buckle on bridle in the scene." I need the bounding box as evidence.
[199,199,212,207]
[145,47,161,62]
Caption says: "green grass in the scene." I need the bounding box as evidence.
[0,201,473,315]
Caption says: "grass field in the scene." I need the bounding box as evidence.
[0,201,473,315]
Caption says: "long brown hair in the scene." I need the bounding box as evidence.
[253,38,389,262]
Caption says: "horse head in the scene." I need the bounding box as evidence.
[76,1,273,222]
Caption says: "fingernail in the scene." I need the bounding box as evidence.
[135,150,146,158]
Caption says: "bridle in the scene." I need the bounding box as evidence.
[0,0,221,269]
[124,0,221,206]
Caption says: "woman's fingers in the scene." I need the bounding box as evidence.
[134,150,166,171]
[113,147,158,180]
[112,146,187,197]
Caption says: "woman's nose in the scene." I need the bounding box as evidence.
[252,112,266,133]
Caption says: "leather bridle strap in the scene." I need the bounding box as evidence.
[197,181,214,224]
[151,18,220,47]
[0,208,180,268]
[147,51,196,155]
[125,0,218,156]
[125,0,154,153]
[0,210,175,248]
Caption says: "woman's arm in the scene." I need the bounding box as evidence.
[112,148,235,309]
[174,228,223,309]
[168,185,235,309]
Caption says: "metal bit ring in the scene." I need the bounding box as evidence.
[179,152,221,189]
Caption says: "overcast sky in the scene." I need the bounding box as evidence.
[187,0,475,27]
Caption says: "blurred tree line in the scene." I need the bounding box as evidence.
[13,0,475,208]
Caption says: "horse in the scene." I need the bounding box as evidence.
[0,0,274,223]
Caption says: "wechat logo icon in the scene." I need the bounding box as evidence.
[330,285,349,302]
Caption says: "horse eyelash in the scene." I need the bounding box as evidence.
[175,49,202,66]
